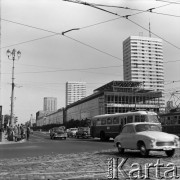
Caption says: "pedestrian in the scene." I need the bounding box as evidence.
[13,125,18,142]
[26,126,30,141]
[20,124,24,139]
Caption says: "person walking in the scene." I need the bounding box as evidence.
[13,125,19,142]
[20,124,24,139]
[26,126,30,141]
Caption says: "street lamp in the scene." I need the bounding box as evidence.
[6,49,21,126]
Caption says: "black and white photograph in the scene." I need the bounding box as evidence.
[0,0,180,179]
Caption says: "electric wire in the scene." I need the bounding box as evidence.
[156,0,180,4]
[91,3,180,18]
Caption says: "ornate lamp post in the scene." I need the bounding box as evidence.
[6,49,21,126]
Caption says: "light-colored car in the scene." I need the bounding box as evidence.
[114,122,179,157]
[50,126,67,140]
[67,128,78,137]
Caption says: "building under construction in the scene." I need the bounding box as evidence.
[66,81,162,121]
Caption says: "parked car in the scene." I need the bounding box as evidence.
[76,127,91,138]
[50,126,67,140]
[67,128,78,137]
[114,122,180,157]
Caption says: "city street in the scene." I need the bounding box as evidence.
[0,131,180,180]
[0,131,114,159]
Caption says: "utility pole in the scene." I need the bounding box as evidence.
[6,49,21,126]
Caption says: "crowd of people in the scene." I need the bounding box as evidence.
[5,124,31,142]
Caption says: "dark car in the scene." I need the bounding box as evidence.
[76,127,91,139]
[50,126,67,140]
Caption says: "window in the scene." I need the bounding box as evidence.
[96,119,101,125]
[107,118,112,124]
[113,117,119,124]
[101,119,106,125]
[135,115,140,122]
[121,126,128,133]
[140,115,146,122]
[127,116,133,123]
[122,125,134,133]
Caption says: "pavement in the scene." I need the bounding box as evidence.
[0,132,26,144]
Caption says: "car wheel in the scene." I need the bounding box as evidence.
[139,143,149,157]
[117,143,124,154]
[165,149,175,157]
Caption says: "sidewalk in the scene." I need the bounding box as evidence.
[0,132,26,144]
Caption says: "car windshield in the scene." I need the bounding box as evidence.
[135,124,161,132]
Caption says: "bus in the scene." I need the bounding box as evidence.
[159,111,180,136]
[90,110,161,141]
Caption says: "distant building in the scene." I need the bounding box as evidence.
[66,82,86,106]
[43,97,57,112]
[123,36,164,111]
[29,114,36,127]
[36,108,65,127]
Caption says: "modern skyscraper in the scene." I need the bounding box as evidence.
[43,97,57,112]
[123,36,165,111]
[66,82,86,106]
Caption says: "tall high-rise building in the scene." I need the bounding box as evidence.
[123,36,165,111]
[43,97,57,112]
[66,82,86,106]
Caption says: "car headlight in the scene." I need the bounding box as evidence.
[174,137,179,146]
[150,138,156,143]
[149,138,156,147]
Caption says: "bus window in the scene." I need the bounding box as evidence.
[119,117,124,126]
[178,116,180,124]
[135,115,140,122]
[127,116,133,123]
[124,117,127,124]
[101,119,106,125]
[113,117,119,124]
[107,118,112,124]
[174,116,178,124]
[167,117,171,125]
[96,119,101,126]
[140,115,146,122]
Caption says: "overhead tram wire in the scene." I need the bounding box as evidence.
[2,65,123,75]
[90,3,180,18]
[1,2,180,62]
[62,0,180,51]
[156,0,180,4]
[1,19,123,62]
[1,34,58,49]
[126,18,180,50]
[63,35,123,62]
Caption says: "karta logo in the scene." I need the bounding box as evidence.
[107,158,180,179]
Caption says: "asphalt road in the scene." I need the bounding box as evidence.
[0,131,114,159]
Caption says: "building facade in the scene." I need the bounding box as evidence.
[123,36,164,111]
[43,97,57,112]
[66,82,86,106]
[36,108,65,127]
[66,81,162,122]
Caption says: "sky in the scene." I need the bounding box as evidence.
[1,0,180,124]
